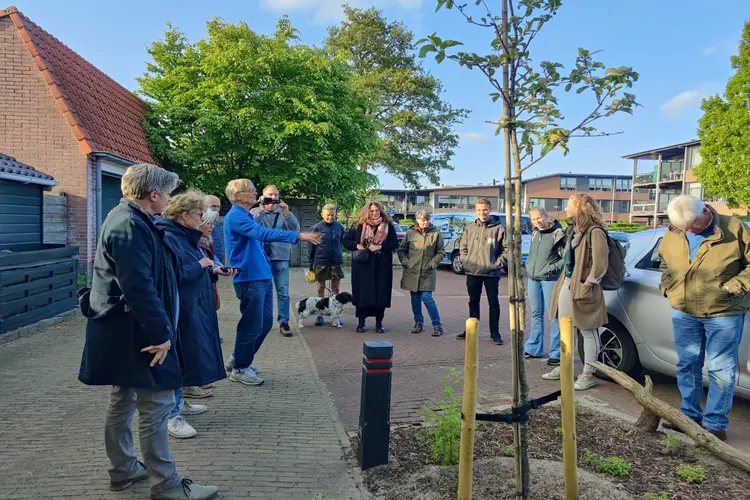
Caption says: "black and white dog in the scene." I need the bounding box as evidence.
[297,292,353,329]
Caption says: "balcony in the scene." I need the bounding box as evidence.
[633,160,684,187]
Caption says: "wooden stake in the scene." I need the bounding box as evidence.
[559,317,579,500]
[458,318,480,500]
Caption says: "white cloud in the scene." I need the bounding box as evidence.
[703,44,718,56]
[660,89,709,118]
[261,0,423,24]
[459,132,490,142]
[703,37,740,57]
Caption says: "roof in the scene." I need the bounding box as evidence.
[623,140,700,160]
[1,6,155,164]
[0,153,57,186]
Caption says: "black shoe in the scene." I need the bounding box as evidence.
[662,418,702,434]
[411,322,424,334]
[704,427,727,441]
[315,316,325,327]
[491,336,504,345]
[280,323,292,337]
[456,331,466,340]
[376,324,386,334]
[356,325,366,333]
[547,357,560,366]
[525,352,542,359]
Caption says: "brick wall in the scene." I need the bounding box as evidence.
[0,18,91,266]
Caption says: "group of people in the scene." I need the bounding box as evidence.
[520,193,749,441]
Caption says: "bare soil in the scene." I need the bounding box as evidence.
[353,406,750,499]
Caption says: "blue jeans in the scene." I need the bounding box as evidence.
[270,260,290,324]
[410,291,441,327]
[168,387,183,419]
[233,280,274,370]
[672,310,744,431]
[524,279,561,359]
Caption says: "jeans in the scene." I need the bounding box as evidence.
[672,309,744,431]
[105,386,181,495]
[525,279,561,359]
[168,387,183,419]
[233,280,274,370]
[410,291,442,327]
[467,275,500,338]
[270,260,290,324]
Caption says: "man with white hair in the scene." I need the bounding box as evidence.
[205,195,224,266]
[659,195,750,441]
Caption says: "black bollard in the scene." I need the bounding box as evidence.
[357,340,393,470]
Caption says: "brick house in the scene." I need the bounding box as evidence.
[0,6,156,272]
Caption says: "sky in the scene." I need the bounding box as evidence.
[9,0,749,189]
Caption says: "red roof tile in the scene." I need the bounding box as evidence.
[1,6,155,164]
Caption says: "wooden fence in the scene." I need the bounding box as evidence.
[0,246,78,334]
[43,194,67,245]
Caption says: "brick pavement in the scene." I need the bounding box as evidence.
[297,265,750,452]
[0,279,366,500]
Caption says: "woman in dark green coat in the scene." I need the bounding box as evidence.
[398,211,446,337]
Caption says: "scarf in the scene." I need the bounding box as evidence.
[360,216,389,246]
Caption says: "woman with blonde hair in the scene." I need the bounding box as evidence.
[342,202,399,333]
[543,193,609,390]
[156,191,230,439]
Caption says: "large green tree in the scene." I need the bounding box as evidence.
[139,18,378,202]
[325,6,469,188]
[696,21,750,209]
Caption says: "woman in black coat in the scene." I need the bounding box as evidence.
[156,191,230,439]
[342,202,399,333]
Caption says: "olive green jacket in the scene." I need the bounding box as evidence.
[658,207,750,318]
[398,225,445,292]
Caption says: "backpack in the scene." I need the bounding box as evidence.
[586,227,626,291]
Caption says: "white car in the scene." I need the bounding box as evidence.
[431,212,532,274]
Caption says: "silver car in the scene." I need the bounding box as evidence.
[590,228,750,398]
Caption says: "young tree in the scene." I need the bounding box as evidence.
[418,1,638,496]
[696,21,750,210]
[139,18,378,202]
[325,5,469,188]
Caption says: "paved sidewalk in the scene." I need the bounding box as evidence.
[0,280,365,500]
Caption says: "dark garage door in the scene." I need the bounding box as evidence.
[102,174,122,221]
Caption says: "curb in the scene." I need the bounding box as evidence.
[294,313,373,500]
[0,309,78,347]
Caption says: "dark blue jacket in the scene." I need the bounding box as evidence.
[308,221,345,267]
[156,218,226,388]
[224,205,299,283]
[78,199,182,390]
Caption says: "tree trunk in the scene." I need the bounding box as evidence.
[591,362,750,474]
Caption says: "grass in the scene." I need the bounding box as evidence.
[582,452,631,477]
[660,433,681,456]
[677,464,706,484]
[500,444,515,457]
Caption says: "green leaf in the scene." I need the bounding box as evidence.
[576,86,586,94]
[419,44,437,58]
[436,52,446,63]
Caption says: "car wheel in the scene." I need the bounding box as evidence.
[451,252,464,275]
[577,317,642,381]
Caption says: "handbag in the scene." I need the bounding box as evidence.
[352,248,370,263]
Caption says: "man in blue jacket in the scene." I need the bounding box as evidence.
[78,164,218,500]
[223,179,321,386]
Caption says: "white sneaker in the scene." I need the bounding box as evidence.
[574,374,596,391]
[542,367,561,380]
[180,399,207,415]
[168,416,197,439]
[224,355,259,374]
[183,386,213,399]
[229,367,265,386]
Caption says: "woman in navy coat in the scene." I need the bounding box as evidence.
[156,191,229,439]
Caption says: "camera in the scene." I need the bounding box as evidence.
[262,197,280,205]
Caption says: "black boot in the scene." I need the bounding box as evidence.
[356,320,366,333]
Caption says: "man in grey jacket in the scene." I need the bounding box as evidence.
[523,207,565,364]
[250,185,300,337]
[456,198,508,344]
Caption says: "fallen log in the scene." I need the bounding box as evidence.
[591,361,750,475]
[632,376,660,434]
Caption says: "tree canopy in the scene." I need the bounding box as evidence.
[139,18,378,203]
[325,6,468,188]
[695,21,750,209]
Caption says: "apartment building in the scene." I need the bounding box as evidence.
[625,140,746,227]
[376,172,643,221]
